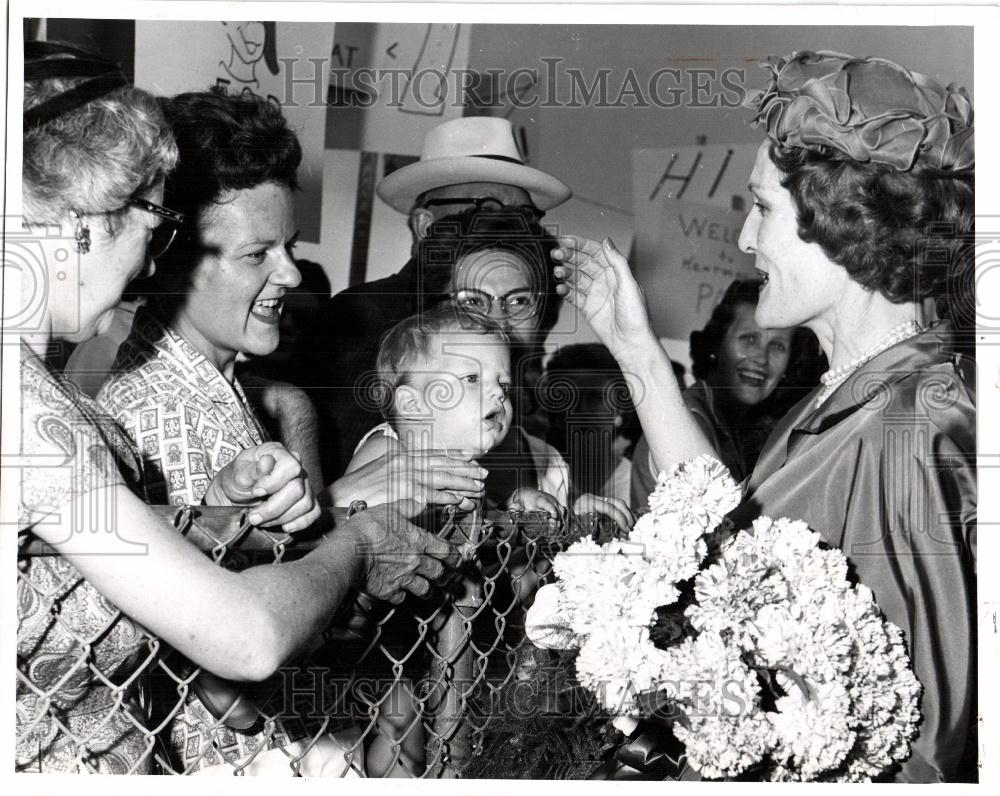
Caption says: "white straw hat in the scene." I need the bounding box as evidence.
[376,117,572,214]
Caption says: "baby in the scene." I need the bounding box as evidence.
[346,305,565,776]
[348,305,562,516]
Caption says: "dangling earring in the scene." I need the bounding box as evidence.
[71,210,90,254]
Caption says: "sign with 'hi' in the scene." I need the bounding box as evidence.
[631,144,760,340]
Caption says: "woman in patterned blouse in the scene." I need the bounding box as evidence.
[18,43,457,775]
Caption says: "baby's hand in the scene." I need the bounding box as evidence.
[572,493,635,535]
[508,487,563,522]
[205,442,319,533]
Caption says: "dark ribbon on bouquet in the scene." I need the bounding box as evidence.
[588,718,691,781]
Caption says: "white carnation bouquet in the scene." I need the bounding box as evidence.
[525,455,921,782]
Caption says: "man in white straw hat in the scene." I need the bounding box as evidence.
[293,117,571,481]
[377,116,571,242]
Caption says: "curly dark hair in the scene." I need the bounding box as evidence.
[144,88,302,298]
[161,87,301,221]
[541,343,643,497]
[413,205,561,334]
[769,142,974,322]
[542,342,641,440]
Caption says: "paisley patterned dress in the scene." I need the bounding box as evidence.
[17,343,154,773]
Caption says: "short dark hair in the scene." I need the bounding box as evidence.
[689,280,762,382]
[147,88,302,298]
[374,304,509,419]
[414,206,561,333]
[541,342,641,447]
[162,88,301,217]
[769,141,974,314]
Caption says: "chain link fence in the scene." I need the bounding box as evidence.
[18,504,613,777]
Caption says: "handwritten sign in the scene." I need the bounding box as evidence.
[632,145,759,339]
[633,144,758,209]
[326,22,471,154]
[633,199,757,339]
[135,20,335,242]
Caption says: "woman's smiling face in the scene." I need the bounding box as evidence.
[712,301,792,406]
[738,141,848,335]
[173,181,300,376]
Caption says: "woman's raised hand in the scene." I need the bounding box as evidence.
[205,441,321,533]
[551,236,657,359]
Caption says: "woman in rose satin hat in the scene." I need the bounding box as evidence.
[553,52,975,782]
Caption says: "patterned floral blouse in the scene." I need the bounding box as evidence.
[98,309,323,772]
[17,344,154,774]
[99,308,267,506]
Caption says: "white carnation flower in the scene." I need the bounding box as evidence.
[576,625,666,714]
[553,537,647,636]
[769,681,855,780]
[629,511,706,582]
[647,455,741,533]
[676,714,775,779]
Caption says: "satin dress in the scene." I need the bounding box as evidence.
[728,325,976,782]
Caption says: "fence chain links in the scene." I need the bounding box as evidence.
[18,504,614,776]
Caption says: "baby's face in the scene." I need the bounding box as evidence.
[405,332,513,455]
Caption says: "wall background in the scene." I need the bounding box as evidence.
[39,18,975,365]
[310,22,973,363]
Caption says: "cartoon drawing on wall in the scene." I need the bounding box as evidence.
[217,21,278,91]
[325,22,470,153]
[399,23,461,116]
[135,19,333,241]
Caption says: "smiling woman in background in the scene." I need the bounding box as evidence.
[630,279,824,509]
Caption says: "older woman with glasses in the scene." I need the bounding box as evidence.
[19,44,454,776]
[61,199,184,398]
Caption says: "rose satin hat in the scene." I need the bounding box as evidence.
[376,117,572,213]
[749,50,973,172]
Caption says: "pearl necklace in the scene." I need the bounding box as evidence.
[815,320,922,406]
